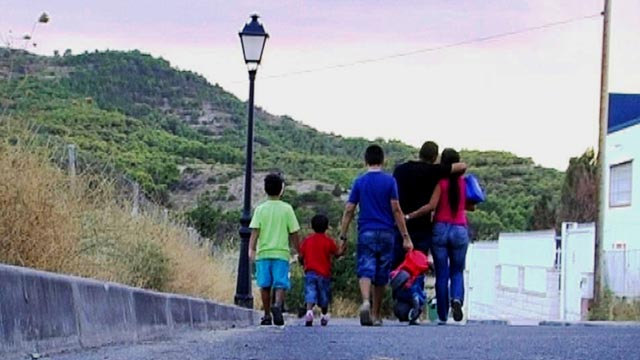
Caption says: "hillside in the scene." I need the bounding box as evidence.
[0,48,564,241]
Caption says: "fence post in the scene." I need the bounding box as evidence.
[186,226,199,244]
[67,144,76,177]
[131,182,140,217]
[623,248,627,297]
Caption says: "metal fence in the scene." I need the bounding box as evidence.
[56,143,206,247]
[604,249,640,298]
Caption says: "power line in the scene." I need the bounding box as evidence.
[248,13,601,82]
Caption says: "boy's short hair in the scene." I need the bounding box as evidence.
[365,144,384,166]
[264,173,284,196]
[311,214,329,233]
[419,141,439,163]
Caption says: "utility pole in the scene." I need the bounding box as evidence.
[594,0,611,306]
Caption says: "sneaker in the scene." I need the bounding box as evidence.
[304,310,314,327]
[260,316,272,326]
[372,318,383,327]
[409,296,421,323]
[408,309,420,325]
[359,301,373,326]
[451,299,463,322]
[272,304,284,326]
[320,314,330,327]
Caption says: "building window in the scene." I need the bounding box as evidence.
[609,161,632,207]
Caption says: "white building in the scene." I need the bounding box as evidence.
[604,93,640,251]
[603,93,640,297]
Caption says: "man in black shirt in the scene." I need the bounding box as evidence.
[392,141,467,263]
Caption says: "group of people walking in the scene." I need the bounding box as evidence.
[248,141,472,327]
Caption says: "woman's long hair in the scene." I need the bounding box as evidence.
[441,148,462,215]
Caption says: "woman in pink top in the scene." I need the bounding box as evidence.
[405,148,471,324]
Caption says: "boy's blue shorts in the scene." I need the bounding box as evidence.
[304,271,331,308]
[357,229,395,286]
[256,259,290,289]
[393,275,426,305]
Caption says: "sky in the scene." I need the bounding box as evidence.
[2,0,639,170]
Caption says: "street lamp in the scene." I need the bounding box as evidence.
[235,14,269,309]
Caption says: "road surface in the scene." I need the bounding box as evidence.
[45,319,639,360]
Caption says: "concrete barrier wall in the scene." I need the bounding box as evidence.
[0,264,259,358]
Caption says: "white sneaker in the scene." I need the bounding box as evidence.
[304,310,314,327]
[359,301,373,326]
[320,313,330,326]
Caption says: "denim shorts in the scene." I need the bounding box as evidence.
[304,271,331,308]
[357,229,395,286]
[255,259,290,289]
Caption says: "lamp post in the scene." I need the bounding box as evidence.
[235,14,269,309]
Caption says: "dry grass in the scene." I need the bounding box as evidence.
[589,289,640,321]
[0,124,241,304]
[596,296,640,321]
[331,296,360,317]
[0,136,81,272]
[609,299,640,320]
[76,205,243,303]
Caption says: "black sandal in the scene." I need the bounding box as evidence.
[260,316,273,325]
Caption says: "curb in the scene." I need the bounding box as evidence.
[466,319,640,327]
[0,264,260,358]
[466,319,509,325]
[539,320,640,327]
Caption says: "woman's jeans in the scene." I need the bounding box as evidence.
[432,222,470,322]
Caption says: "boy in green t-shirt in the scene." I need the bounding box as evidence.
[249,173,301,326]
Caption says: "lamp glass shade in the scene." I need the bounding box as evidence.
[240,34,267,64]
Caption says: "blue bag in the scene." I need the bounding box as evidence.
[465,174,485,203]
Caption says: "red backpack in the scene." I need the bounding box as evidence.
[390,250,429,290]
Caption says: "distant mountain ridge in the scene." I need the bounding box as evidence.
[0,48,564,239]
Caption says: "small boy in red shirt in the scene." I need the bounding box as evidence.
[299,214,345,326]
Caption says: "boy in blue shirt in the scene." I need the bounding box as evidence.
[339,144,413,326]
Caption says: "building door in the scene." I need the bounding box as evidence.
[560,223,595,321]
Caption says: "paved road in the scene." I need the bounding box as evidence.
[46,319,639,360]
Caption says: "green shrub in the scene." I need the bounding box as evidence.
[125,239,171,290]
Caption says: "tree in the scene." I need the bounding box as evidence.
[529,193,558,230]
[331,184,342,197]
[468,210,504,241]
[558,149,597,223]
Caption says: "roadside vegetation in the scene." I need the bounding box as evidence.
[0,121,249,303]
[589,289,640,321]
